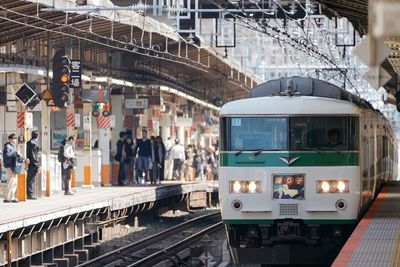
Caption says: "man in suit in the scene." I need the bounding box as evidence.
[26,130,40,199]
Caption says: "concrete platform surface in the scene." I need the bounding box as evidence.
[333,181,400,267]
[0,181,218,233]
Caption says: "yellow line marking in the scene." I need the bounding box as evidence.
[392,231,400,267]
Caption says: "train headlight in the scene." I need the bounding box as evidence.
[231,181,243,193]
[247,181,260,193]
[317,180,349,193]
[230,180,261,193]
[321,181,330,192]
[337,181,347,192]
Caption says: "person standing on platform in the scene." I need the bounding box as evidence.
[3,134,21,203]
[170,139,185,180]
[115,131,126,185]
[152,136,166,184]
[123,137,134,184]
[134,129,152,184]
[164,137,173,180]
[26,130,40,199]
[63,136,77,195]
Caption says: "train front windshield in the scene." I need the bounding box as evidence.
[221,116,358,151]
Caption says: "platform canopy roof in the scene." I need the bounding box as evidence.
[0,0,259,103]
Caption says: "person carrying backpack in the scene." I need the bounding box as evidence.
[3,134,21,203]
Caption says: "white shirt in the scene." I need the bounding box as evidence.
[64,142,75,159]
[170,144,185,160]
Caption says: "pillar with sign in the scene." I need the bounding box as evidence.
[66,105,76,188]
[41,95,51,197]
[82,103,94,189]
[97,113,112,186]
[16,103,27,201]
[14,83,38,201]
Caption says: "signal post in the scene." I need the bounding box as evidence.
[16,101,27,202]
[41,90,51,197]
[98,103,112,186]
[82,103,94,189]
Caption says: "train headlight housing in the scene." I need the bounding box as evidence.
[230,180,261,193]
[317,180,349,193]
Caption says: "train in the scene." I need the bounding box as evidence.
[218,77,398,265]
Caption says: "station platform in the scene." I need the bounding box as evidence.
[0,181,218,266]
[333,181,400,267]
[0,181,218,234]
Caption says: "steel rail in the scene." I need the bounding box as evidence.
[77,212,221,267]
[127,221,223,267]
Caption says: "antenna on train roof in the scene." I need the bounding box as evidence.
[280,79,299,96]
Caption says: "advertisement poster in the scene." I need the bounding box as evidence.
[51,130,67,150]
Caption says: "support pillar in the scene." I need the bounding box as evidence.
[99,127,111,186]
[178,126,185,144]
[82,103,93,189]
[41,99,51,197]
[16,102,27,202]
[66,105,76,190]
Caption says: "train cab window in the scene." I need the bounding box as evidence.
[225,117,288,151]
[289,116,359,151]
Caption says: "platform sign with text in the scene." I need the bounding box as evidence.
[70,60,82,90]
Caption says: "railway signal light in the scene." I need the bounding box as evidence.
[92,104,100,117]
[102,103,110,117]
[52,49,71,108]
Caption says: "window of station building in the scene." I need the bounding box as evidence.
[289,116,359,151]
[0,46,5,54]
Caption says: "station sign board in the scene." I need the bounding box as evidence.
[81,89,110,103]
[83,116,91,131]
[70,60,82,90]
[125,98,149,109]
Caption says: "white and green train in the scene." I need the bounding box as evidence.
[218,77,398,265]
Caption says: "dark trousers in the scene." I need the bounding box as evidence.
[27,165,38,197]
[118,161,126,185]
[63,167,72,193]
[173,159,184,179]
[159,162,165,181]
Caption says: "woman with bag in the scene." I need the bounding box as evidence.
[3,134,24,203]
[63,136,77,195]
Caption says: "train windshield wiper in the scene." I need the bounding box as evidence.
[298,147,325,155]
[254,149,263,156]
[235,150,243,156]
[317,146,345,156]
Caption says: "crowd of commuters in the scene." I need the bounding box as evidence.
[0,129,219,202]
[115,129,219,185]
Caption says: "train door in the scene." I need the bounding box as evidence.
[368,118,375,201]
[371,118,377,197]
[361,113,370,208]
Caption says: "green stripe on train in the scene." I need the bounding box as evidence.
[219,152,358,167]
[223,219,357,225]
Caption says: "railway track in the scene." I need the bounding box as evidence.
[78,212,223,267]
